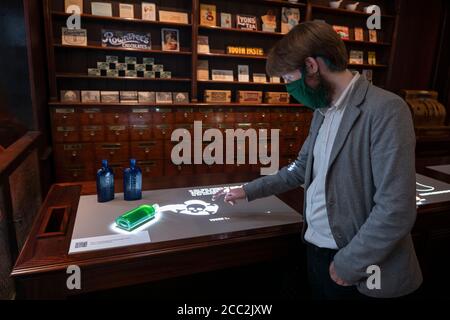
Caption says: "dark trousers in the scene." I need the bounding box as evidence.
[306,242,366,300]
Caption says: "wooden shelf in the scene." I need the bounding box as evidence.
[343,39,391,47]
[348,63,388,68]
[198,52,267,60]
[311,5,395,19]
[52,12,192,28]
[195,103,303,107]
[53,43,192,55]
[56,73,191,82]
[198,80,284,86]
[49,101,304,108]
[240,0,306,9]
[199,25,284,37]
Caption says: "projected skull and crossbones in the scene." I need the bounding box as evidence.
[158,199,219,216]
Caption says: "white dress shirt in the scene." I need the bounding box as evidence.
[304,72,360,249]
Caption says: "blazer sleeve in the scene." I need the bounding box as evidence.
[243,128,311,201]
[333,98,417,284]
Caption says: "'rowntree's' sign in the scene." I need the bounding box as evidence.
[101,30,152,50]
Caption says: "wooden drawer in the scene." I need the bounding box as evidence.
[164,163,194,176]
[195,109,215,124]
[80,125,105,142]
[130,124,152,141]
[105,125,129,142]
[223,110,236,124]
[253,122,271,131]
[280,138,302,155]
[216,123,234,135]
[79,108,103,125]
[175,108,195,123]
[195,164,224,174]
[286,110,305,123]
[173,123,194,136]
[54,143,94,166]
[279,122,302,138]
[139,160,164,177]
[270,110,286,122]
[52,108,77,126]
[95,142,130,162]
[225,163,252,174]
[234,111,254,123]
[153,124,173,140]
[129,108,152,124]
[104,111,129,125]
[53,126,79,143]
[153,107,174,123]
[304,111,313,124]
[131,141,164,160]
[56,165,93,182]
[254,109,269,122]
[212,110,225,123]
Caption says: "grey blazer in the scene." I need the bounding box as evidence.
[243,76,423,298]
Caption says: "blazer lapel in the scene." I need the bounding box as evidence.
[327,76,370,170]
[305,110,324,186]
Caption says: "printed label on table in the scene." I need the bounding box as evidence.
[69,232,150,254]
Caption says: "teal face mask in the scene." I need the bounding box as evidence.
[285,61,331,110]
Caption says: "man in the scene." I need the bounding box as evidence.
[213,21,422,299]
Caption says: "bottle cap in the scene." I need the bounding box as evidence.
[130,158,136,166]
[102,159,108,167]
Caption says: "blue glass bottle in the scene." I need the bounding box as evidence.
[123,159,142,201]
[96,159,115,203]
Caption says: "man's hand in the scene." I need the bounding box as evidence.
[212,187,246,205]
[329,261,351,286]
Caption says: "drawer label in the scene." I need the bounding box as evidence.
[138,142,156,148]
[132,125,150,130]
[101,144,121,149]
[109,125,126,131]
[63,144,82,150]
[132,108,149,113]
[83,108,101,113]
[154,107,171,113]
[55,108,74,113]
[57,126,75,132]
[83,125,101,131]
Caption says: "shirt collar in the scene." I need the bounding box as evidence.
[319,72,360,115]
[332,72,360,109]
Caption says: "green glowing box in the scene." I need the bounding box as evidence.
[115,204,157,231]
